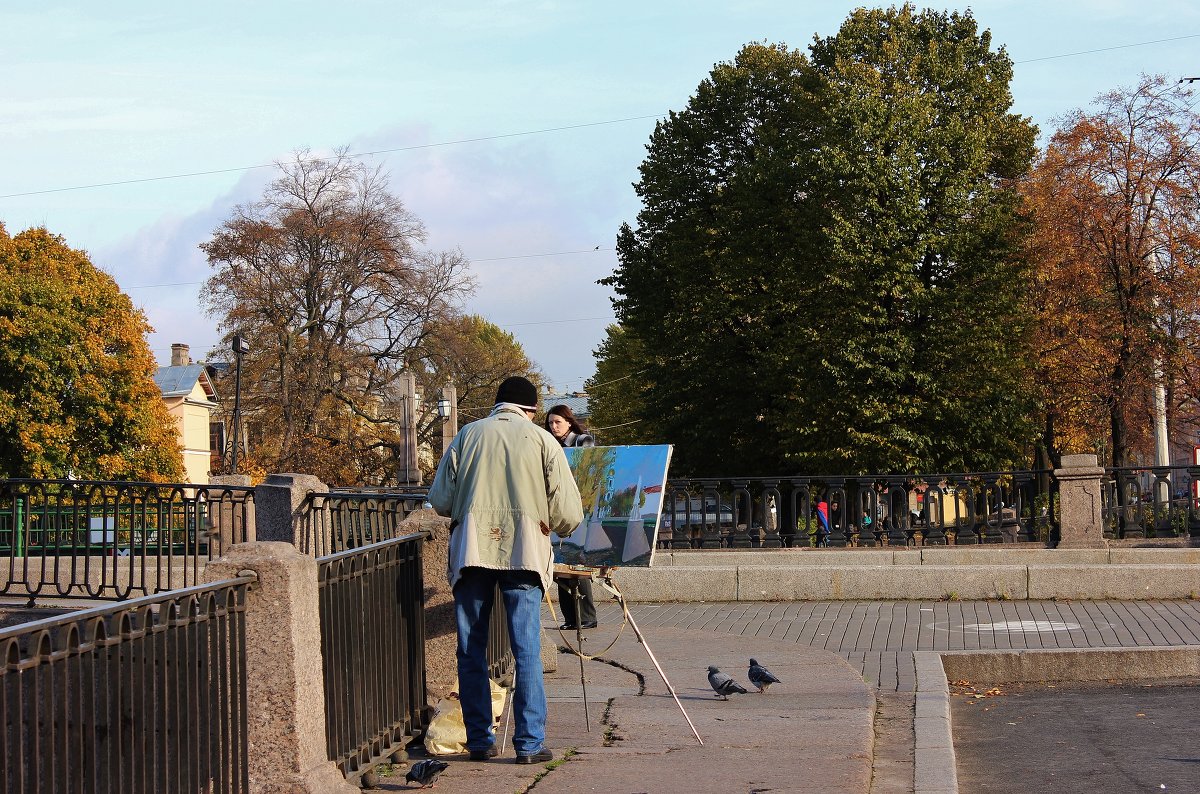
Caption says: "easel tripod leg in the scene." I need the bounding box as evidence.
[575,583,590,731]
[620,598,704,746]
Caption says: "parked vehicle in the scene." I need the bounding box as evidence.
[661,497,735,531]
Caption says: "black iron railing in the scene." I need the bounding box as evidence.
[318,532,428,784]
[0,479,254,600]
[1101,465,1200,540]
[661,471,1057,548]
[299,492,428,556]
[0,578,253,794]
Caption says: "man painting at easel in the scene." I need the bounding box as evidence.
[428,376,584,765]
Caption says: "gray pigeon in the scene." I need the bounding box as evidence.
[406,758,449,788]
[707,665,748,699]
[748,658,781,693]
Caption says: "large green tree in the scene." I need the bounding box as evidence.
[602,6,1038,476]
[604,42,821,475]
[583,324,655,446]
[0,224,184,481]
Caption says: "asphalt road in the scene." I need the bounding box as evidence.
[951,678,1200,793]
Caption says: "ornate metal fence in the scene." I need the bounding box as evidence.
[661,471,1057,549]
[317,532,428,785]
[1101,465,1200,540]
[0,578,253,793]
[0,479,254,600]
[316,529,513,785]
[298,491,428,556]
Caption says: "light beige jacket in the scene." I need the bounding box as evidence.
[428,404,584,591]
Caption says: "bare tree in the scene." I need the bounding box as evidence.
[202,149,474,485]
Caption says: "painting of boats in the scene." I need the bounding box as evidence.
[551,444,672,568]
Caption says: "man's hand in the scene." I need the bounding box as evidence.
[540,521,551,536]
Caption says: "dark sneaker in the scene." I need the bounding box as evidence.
[468,745,498,761]
[515,748,553,765]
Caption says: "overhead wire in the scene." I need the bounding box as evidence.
[1013,33,1200,64]
[5,31,1200,202]
[0,116,663,200]
[124,248,616,291]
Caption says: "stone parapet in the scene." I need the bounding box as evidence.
[205,541,356,794]
[596,554,1200,602]
[603,566,739,601]
[736,565,1028,601]
[1026,563,1200,600]
[1053,453,1106,548]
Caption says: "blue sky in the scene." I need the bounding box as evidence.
[2,1,1198,393]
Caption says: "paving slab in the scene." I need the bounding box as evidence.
[375,619,876,793]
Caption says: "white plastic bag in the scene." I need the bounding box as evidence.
[423,678,508,756]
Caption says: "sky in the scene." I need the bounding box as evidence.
[2,1,1199,394]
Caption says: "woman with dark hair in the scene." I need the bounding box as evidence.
[545,404,594,449]
[545,404,597,629]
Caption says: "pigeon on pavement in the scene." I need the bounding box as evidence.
[707,665,748,699]
[748,658,781,693]
[406,758,449,788]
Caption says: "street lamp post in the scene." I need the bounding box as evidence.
[439,382,457,456]
[229,335,249,475]
[406,388,422,487]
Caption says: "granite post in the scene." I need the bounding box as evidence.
[1054,453,1107,548]
[253,473,327,551]
[205,542,357,794]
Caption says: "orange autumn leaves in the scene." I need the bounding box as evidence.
[0,224,184,481]
[1022,75,1200,465]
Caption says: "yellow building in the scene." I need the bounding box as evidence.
[153,343,218,484]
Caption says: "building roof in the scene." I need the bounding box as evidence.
[154,364,217,401]
[543,393,589,419]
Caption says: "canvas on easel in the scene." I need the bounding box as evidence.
[552,444,673,568]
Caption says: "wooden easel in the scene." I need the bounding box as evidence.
[554,565,703,746]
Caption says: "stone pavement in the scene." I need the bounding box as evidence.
[372,598,1200,793]
[615,599,1200,691]
[375,616,877,793]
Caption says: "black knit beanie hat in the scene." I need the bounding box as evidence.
[495,376,538,411]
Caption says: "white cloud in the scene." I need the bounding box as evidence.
[94,132,630,390]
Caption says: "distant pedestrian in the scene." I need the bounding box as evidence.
[815,499,830,546]
[429,377,584,764]
[545,404,598,630]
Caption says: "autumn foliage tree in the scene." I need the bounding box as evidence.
[1025,76,1200,466]
[202,150,473,486]
[413,313,540,439]
[0,224,184,481]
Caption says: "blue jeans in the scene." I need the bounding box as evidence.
[453,567,547,755]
